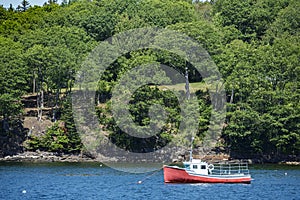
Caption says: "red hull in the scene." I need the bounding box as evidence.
[163,166,251,184]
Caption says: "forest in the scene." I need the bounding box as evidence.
[0,0,299,161]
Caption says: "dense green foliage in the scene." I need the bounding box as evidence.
[0,0,299,159]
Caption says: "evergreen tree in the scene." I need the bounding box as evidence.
[8,4,14,12]
[17,0,30,12]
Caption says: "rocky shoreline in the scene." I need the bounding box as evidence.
[0,151,96,163]
[0,151,299,166]
[279,161,300,166]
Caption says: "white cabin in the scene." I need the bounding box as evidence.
[183,159,213,175]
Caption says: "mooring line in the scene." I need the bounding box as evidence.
[137,167,163,184]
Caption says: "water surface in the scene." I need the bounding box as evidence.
[0,162,299,200]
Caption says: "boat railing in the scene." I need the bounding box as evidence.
[210,162,250,175]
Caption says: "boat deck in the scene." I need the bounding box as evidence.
[210,162,250,176]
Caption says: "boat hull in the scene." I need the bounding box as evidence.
[163,165,251,184]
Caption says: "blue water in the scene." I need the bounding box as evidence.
[0,162,299,200]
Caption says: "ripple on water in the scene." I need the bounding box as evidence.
[0,163,299,200]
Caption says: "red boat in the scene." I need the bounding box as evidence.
[163,159,251,184]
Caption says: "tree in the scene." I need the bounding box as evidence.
[213,0,290,41]
[138,0,196,26]
[17,0,30,12]
[26,45,50,121]
[8,4,14,12]
[218,28,299,159]
[59,96,82,153]
[265,0,300,43]
[0,6,8,21]
[167,20,223,56]
[45,46,76,121]
[48,0,58,4]
[223,107,262,156]
[0,36,27,135]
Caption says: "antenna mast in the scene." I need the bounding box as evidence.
[189,137,194,162]
[185,66,190,100]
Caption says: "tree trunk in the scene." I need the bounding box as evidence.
[37,91,42,121]
[229,89,234,104]
[37,68,44,121]
[41,89,44,108]
[33,72,36,94]
[52,88,59,122]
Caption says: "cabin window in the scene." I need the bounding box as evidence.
[201,165,206,170]
[193,165,198,169]
[184,164,190,169]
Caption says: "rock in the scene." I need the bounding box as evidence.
[284,161,300,165]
